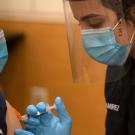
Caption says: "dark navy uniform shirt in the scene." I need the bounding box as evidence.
[105,56,135,135]
[0,92,7,135]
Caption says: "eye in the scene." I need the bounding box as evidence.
[81,17,105,29]
[87,21,104,28]
[78,21,103,29]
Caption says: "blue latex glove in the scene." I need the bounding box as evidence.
[24,97,72,135]
[15,129,34,135]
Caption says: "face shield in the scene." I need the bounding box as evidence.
[63,0,135,83]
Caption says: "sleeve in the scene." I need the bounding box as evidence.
[128,87,135,134]
[128,58,135,135]
[0,92,7,135]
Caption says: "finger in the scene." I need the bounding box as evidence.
[36,102,54,126]
[36,102,46,113]
[50,116,59,128]
[40,112,54,126]
[26,105,38,116]
[15,129,34,135]
[24,117,40,126]
[25,124,36,130]
[55,97,71,123]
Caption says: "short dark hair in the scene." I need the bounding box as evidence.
[101,0,135,21]
[68,0,135,21]
[122,0,135,20]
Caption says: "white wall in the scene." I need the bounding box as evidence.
[0,0,65,22]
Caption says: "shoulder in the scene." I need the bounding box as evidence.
[0,92,22,134]
[106,56,132,83]
[6,100,22,135]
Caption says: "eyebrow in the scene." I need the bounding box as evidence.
[79,14,104,21]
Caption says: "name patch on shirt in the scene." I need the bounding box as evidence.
[106,103,120,112]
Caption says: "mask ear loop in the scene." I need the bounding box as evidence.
[113,18,123,31]
[113,18,135,45]
[130,30,135,44]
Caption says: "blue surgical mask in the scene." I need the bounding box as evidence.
[0,30,8,72]
[81,19,135,66]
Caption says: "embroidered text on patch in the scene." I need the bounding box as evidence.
[106,103,120,112]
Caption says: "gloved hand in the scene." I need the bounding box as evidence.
[24,97,72,135]
[15,129,34,135]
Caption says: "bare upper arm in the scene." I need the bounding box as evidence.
[6,101,22,135]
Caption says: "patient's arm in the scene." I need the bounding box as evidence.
[6,101,22,135]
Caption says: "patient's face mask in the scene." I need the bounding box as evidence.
[81,19,135,65]
[63,0,135,83]
[0,30,8,72]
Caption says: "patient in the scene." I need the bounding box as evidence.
[0,30,23,135]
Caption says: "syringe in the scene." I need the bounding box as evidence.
[21,104,56,121]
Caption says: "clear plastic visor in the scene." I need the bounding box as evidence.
[63,0,135,84]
